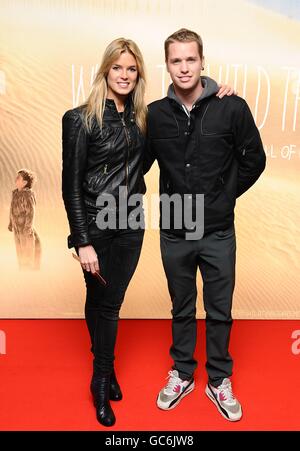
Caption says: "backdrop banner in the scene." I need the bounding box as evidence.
[0,0,299,318]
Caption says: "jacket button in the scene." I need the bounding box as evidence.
[186,163,191,168]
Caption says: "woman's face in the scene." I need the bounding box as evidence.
[107,51,138,102]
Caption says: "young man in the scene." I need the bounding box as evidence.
[144,29,266,421]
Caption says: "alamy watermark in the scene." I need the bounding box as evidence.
[93,187,204,240]
[0,330,6,355]
[291,330,300,355]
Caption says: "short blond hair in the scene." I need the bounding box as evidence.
[164,28,203,60]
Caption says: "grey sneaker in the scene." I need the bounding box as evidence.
[205,378,242,421]
[157,370,195,410]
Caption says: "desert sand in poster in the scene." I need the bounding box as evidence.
[0,0,299,318]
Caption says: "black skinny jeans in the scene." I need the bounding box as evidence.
[76,224,144,375]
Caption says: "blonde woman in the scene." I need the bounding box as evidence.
[62,37,233,427]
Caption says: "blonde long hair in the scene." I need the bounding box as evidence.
[83,38,147,135]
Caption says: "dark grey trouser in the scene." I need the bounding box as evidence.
[160,225,236,387]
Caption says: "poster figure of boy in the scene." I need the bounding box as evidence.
[8,169,41,270]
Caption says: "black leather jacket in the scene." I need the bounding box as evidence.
[62,98,146,249]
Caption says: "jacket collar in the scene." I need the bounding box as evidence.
[167,76,219,114]
[105,95,134,122]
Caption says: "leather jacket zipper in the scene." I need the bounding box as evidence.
[121,117,130,196]
[103,164,108,175]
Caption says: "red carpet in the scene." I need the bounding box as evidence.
[0,319,299,431]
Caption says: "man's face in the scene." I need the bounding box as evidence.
[166,41,204,91]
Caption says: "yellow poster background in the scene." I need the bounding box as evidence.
[0,0,299,318]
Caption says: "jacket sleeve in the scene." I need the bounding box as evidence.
[233,101,266,197]
[62,109,91,249]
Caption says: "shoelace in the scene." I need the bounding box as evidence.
[165,371,182,394]
[218,380,235,403]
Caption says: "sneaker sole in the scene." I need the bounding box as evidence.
[205,385,242,422]
[157,380,195,411]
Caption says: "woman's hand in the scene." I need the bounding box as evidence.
[78,245,100,274]
[216,84,237,99]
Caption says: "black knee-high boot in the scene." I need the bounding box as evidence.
[90,374,116,427]
[86,311,122,403]
[110,368,122,401]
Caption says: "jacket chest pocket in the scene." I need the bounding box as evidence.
[200,105,233,137]
[148,115,179,140]
[150,126,179,159]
